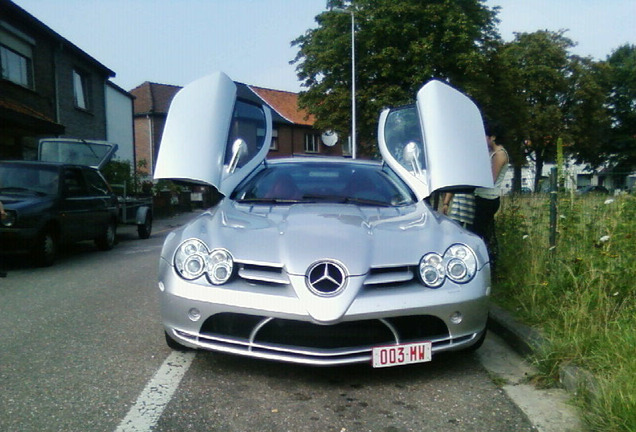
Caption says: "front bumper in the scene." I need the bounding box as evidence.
[159,257,490,366]
[0,227,39,254]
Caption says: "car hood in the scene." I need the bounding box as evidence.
[163,201,486,323]
[167,200,481,276]
[0,193,53,210]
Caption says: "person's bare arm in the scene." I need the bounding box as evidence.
[491,150,508,181]
[441,192,453,215]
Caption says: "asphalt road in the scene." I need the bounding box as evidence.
[0,212,536,432]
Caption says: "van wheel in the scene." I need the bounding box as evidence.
[34,229,57,267]
[96,221,116,250]
[137,213,152,239]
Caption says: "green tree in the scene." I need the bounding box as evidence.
[605,44,636,170]
[492,30,574,190]
[563,55,612,168]
[291,0,500,156]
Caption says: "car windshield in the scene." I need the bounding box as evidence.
[231,162,416,207]
[0,163,59,196]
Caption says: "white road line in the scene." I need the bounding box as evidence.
[115,350,196,432]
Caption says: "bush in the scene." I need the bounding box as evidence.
[495,194,636,432]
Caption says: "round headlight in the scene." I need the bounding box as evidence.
[419,253,444,288]
[207,249,233,285]
[1,210,16,227]
[445,244,477,283]
[447,258,467,280]
[174,239,210,280]
[173,239,234,285]
[418,244,477,288]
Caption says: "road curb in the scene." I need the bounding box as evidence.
[488,303,599,401]
[488,304,545,357]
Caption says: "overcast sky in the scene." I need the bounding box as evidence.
[11,0,635,92]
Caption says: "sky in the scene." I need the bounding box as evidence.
[10,0,635,93]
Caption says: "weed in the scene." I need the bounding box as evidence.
[494,193,636,432]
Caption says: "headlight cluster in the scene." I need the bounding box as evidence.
[174,239,233,285]
[418,244,477,288]
[1,210,17,227]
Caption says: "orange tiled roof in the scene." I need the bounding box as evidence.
[249,86,315,126]
[130,82,181,115]
[129,80,316,127]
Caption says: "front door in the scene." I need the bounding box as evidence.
[378,80,493,201]
[153,71,272,196]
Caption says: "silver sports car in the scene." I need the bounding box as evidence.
[154,72,493,368]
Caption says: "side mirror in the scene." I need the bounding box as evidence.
[403,142,423,178]
[227,138,248,173]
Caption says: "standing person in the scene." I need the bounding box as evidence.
[473,133,509,267]
[442,192,475,232]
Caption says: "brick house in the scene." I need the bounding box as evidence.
[0,0,131,161]
[130,80,348,176]
[129,82,181,175]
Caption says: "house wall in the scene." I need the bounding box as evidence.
[268,124,343,158]
[134,114,167,175]
[105,83,134,165]
[1,0,116,159]
[1,17,59,158]
[54,50,108,139]
[0,24,57,122]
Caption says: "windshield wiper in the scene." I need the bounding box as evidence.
[301,194,391,207]
[236,198,308,204]
[342,197,391,207]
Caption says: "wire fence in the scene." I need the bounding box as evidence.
[498,167,635,253]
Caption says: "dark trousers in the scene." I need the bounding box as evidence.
[473,196,500,265]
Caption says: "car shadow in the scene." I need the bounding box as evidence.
[195,348,482,384]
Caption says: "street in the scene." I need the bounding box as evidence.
[0,212,537,432]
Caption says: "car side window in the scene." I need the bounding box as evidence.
[83,169,110,196]
[384,106,427,177]
[224,100,267,169]
[62,168,88,197]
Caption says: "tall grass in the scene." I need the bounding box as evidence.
[494,193,636,432]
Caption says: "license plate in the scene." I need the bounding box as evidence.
[372,341,432,368]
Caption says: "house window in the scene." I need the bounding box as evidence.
[304,133,320,153]
[0,26,34,88]
[73,69,90,110]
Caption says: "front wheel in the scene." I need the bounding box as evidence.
[464,328,487,352]
[165,331,192,351]
[95,221,116,250]
[33,229,58,267]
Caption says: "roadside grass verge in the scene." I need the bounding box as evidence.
[494,193,636,432]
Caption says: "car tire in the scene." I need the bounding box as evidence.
[95,220,116,251]
[33,229,58,267]
[137,212,152,239]
[165,331,191,351]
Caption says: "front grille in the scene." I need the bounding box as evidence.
[237,263,289,285]
[200,313,449,350]
[364,265,416,287]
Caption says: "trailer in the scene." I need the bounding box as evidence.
[111,183,153,239]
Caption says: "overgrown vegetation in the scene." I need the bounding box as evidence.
[494,193,636,432]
